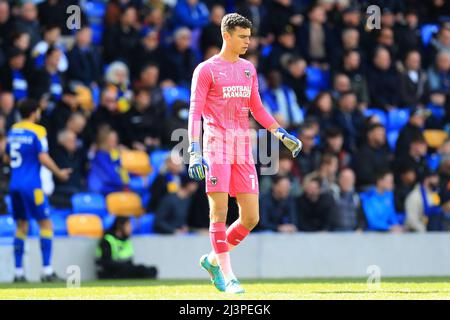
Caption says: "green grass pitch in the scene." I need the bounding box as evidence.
[1,278,450,299]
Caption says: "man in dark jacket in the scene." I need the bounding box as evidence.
[96,217,158,279]
[395,107,428,158]
[67,26,102,87]
[259,174,298,232]
[353,123,393,190]
[296,176,336,231]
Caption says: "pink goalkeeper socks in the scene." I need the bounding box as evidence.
[209,222,235,282]
[226,220,251,246]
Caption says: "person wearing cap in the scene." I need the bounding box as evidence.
[154,175,198,234]
[96,216,158,279]
[0,46,29,101]
[405,169,442,232]
[395,106,430,157]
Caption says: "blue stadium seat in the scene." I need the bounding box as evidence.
[83,0,106,21]
[305,88,320,101]
[148,149,170,187]
[71,193,107,217]
[306,66,329,90]
[428,105,445,119]
[427,153,441,171]
[363,108,387,127]
[51,214,68,236]
[387,130,399,150]
[91,23,104,46]
[131,214,155,235]
[421,24,439,46]
[387,108,410,132]
[260,44,272,57]
[49,207,72,218]
[0,215,16,237]
[4,194,12,215]
[102,215,116,231]
[162,86,190,108]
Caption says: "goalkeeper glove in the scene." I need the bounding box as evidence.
[187,142,209,181]
[274,127,302,158]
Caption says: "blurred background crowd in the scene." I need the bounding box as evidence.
[1,0,450,236]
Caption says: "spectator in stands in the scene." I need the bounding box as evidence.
[87,125,129,195]
[395,106,429,157]
[281,55,307,107]
[66,112,88,152]
[405,169,442,232]
[304,153,339,194]
[50,129,85,208]
[399,50,429,107]
[29,46,65,106]
[0,91,19,130]
[14,1,41,49]
[266,24,298,72]
[67,26,102,88]
[122,87,164,151]
[154,175,198,234]
[438,143,450,200]
[131,27,163,80]
[31,24,68,73]
[162,100,189,148]
[374,28,398,62]
[104,61,133,113]
[259,174,298,233]
[322,126,351,169]
[161,27,197,88]
[260,0,303,38]
[361,170,403,232]
[331,73,352,101]
[0,47,29,102]
[394,165,417,214]
[353,123,392,190]
[339,49,369,109]
[171,0,209,31]
[260,148,302,197]
[306,91,334,134]
[148,153,185,212]
[330,168,365,231]
[296,176,335,232]
[367,46,399,110]
[0,131,8,213]
[88,87,123,144]
[427,50,450,94]
[134,63,167,111]
[0,0,13,54]
[96,217,158,279]
[297,4,332,66]
[295,122,321,179]
[332,90,365,153]
[102,5,140,64]
[428,25,450,64]
[199,4,224,56]
[10,30,30,55]
[394,135,429,183]
[236,0,266,35]
[332,28,363,69]
[262,69,304,130]
[394,9,421,60]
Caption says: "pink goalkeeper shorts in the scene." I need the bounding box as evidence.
[203,153,259,197]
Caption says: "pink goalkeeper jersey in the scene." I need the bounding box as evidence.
[188,54,276,162]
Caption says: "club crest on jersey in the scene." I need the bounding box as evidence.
[210,176,218,186]
[244,69,251,78]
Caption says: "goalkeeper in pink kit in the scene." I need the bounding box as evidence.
[188,13,302,294]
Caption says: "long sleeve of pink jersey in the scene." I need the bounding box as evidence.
[188,63,211,142]
[249,67,277,130]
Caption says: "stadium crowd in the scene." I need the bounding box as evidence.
[1,0,450,235]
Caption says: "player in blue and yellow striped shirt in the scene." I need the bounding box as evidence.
[5,99,72,282]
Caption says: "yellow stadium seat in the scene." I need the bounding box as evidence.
[106,192,144,217]
[120,150,152,176]
[67,214,103,238]
[74,85,94,112]
[423,130,448,149]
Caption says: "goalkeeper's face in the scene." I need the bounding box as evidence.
[225,27,251,55]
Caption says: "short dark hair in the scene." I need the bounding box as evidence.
[325,126,343,139]
[221,13,252,34]
[18,99,40,119]
[271,174,290,185]
[375,169,392,182]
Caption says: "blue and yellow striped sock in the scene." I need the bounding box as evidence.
[40,229,53,268]
[13,231,26,269]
